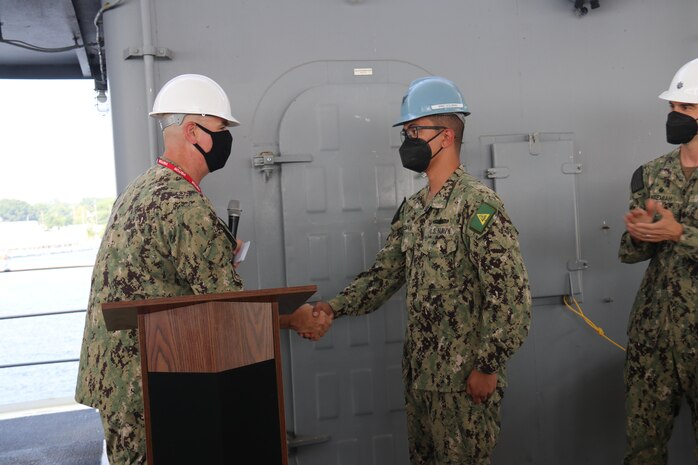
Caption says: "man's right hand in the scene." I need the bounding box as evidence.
[289,303,333,341]
[313,301,335,318]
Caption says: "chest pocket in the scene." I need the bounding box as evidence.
[401,230,416,269]
[421,233,461,290]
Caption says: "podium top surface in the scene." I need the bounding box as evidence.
[102,285,317,331]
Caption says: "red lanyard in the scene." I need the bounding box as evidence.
[157,158,201,193]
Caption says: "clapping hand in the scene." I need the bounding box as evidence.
[624,200,683,243]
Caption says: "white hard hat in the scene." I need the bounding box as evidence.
[659,58,698,104]
[149,74,240,127]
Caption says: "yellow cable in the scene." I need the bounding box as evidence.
[562,295,626,352]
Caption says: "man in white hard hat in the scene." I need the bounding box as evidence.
[311,77,531,464]
[619,58,698,464]
[75,74,331,464]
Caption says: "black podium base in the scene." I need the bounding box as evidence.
[147,359,282,465]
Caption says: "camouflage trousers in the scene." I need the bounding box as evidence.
[405,388,502,465]
[99,408,147,465]
[623,332,698,465]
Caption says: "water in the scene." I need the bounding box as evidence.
[0,250,96,406]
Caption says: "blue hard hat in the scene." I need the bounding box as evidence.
[393,76,470,127]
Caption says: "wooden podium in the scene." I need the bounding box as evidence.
[102,285,316,465]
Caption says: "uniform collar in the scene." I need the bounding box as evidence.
[660,148,685,181]
[422,165,465,209]
[667,148,681,165]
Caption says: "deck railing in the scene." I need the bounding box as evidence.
[0,265,90,370]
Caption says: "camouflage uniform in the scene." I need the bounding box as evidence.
[619,149,698,465]
[75,161,243,465]
[328,166,531,464]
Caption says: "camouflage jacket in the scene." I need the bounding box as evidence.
[619,149,698,344]
[75,161,243,412]
[328,166,531,392]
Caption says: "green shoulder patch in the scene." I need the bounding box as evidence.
[469,202,497,233]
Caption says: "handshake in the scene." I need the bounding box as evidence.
[284,301,334,341]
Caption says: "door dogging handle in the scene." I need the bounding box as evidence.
[286,431,331,451]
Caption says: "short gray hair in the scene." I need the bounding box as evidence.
[158,113,186,131]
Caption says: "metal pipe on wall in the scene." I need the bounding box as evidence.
[101,0,152,192]
[140,0,158,165]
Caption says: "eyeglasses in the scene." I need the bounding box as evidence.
[400,125,446,142]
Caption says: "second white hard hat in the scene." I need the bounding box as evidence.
[659,58,698,104]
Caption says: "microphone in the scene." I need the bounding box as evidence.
[227,200,241,240]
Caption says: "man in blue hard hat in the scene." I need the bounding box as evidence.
[311,76,531,464]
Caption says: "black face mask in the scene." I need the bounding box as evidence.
[398,131,444,173]
[666,111,698,145]
[193,123,233,172]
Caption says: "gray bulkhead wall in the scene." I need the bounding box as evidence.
[101,0,697,463]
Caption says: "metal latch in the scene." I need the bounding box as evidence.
[253,151,313,180]
[567,259,589,271]
[486,167,510,179]
[562,163,583,174]
[529,132,541,155]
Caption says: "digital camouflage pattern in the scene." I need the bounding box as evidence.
[99,406,147,464]
[329,165,531,390]
[619,149,698,464]
[328,165,531,462]
[75,161,243,463]
[406,387,503,465]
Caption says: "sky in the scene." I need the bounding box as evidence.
[0,79,116,204]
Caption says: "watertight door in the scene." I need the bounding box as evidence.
[279,82,425,464]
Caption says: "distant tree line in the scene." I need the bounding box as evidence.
[0,198,115,230]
